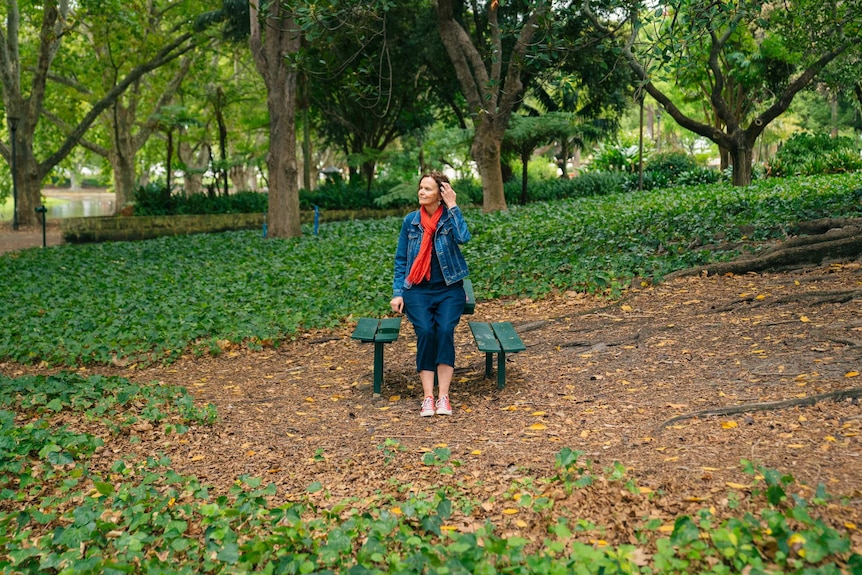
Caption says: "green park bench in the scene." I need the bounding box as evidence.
[351,278,523,395]
[467,321,526,390]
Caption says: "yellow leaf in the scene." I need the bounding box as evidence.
[664,456,679,462]
[502,405,518,411]
[845,522,857,530]
[755,294,766,300]
[528,423,547,431]
[726,482,749,489]
[579,430,589,438]
[531,411,546,416]
[390,507,403,515]
[787,444,805,449]
[658,524,675,533]
[441,525,458,532]
[190,455,205,461]
[389,395,401,401]
[471,450,482,455]
[246,450,256,456]
[721,421,738,429]
[304,397,315,402]
[434,443,448,448]
[621,304,633,312]
[845,371,860,378]
[800,315,810,323]
[503,508,519,515]
[824,436,836,442]
[788,533,806,546]
[516,520,528,528]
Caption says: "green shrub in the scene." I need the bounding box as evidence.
[504,172,627,204]
[768,132,862,177]
[620,152,720,192]
[300,180,379,210]
[132,186,268,216]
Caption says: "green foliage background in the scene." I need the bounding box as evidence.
[2,173,862,366]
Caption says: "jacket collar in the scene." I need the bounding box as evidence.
[410,205,447,226]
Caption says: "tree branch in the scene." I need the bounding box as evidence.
[39,32,199,177]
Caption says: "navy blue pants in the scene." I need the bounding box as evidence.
[403,282,465,372]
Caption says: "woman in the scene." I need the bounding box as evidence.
[391,171,471,416]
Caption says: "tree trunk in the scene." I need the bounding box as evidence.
[301,107,313,191]
[230,165,257,192]
[178,141,210,196]
[472,121,506,212]
[16,143,41,227]
[435,0,544,214]
[729,139,754,186]
[250,0,301,238]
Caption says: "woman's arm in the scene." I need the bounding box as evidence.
[447,205,471,244]
[392,218,410,297]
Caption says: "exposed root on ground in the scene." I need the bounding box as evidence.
[658,387,862,429]
[667,218,862,279]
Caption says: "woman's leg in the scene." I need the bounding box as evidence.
[434,284,465,399]
[403,287,439,374]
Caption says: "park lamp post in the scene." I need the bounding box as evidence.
[8,115,19,231]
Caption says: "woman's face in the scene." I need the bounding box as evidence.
[417,176,442,208]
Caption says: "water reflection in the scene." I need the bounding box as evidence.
[47,195,115,218]
[0,191,116,220]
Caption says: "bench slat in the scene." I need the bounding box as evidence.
[469,321,501,352]
[463,278,475,315]
[351,317,380,342]
[491,322,526,353]
[375,317,402,342]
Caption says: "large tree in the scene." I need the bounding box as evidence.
[583,0,861,186]
[0,0,204,227]
[434,0,549,212]
[306,3,437,195]
[247,0,301,238]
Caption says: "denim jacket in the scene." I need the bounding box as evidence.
[392,205,471,297]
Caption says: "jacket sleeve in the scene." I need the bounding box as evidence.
[392,217,410,297]
[447,205,471,244]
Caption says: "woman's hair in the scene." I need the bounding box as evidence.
[419,171,450,191]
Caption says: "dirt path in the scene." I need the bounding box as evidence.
[0,221,64,254]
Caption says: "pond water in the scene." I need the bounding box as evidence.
[0,190,116,220]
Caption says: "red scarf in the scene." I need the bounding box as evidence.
[407,206,443,285]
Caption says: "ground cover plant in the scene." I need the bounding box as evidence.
[2,173,862,367]
[1,372,860,573]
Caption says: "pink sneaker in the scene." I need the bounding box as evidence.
[420,396,436,417]
[435,395,452,416]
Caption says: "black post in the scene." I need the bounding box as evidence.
[8,116,19,231]
[35,205,47,247]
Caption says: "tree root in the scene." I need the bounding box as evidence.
[666,223,862,279]
[658,387,862,429]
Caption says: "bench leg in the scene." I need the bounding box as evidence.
[373,342,385,397]
[484,352,494,379]
[497,351,507,390]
